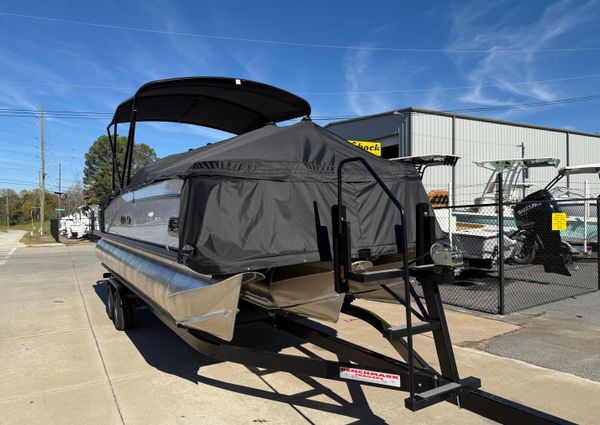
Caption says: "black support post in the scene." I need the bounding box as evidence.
[420,281,460,381]
[416,202,434,265]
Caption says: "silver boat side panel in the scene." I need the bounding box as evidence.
[103,179,183,248]
[241,263,344,322]
[96,237,249,341]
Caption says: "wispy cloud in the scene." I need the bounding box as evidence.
[343,49,398,115]
[448,0,599,107]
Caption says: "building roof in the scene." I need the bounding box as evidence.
[326,107,600,139]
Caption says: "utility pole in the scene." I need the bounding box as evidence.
[39,106,45,236]
[5,191,8,230]
[58,163,61,219]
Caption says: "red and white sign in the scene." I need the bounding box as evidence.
[339,367,401,387]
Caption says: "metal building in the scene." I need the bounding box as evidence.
[326,108,600,205]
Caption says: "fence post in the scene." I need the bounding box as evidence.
[447,182,453,246]
[583,181,589,253]
[597,195,599,291]
[498,172,505,314]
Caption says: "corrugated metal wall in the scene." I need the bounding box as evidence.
[454,118,566,205]
[409,112,597,205]
[326,110,600,204]
[569,134,600,196]
[411,112,453,198]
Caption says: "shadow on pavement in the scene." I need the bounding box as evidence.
[93,280,386,424]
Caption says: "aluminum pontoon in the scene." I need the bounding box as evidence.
[97,78,574,422]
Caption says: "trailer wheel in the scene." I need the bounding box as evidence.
[112,289,134,331]
[106,283,115,320]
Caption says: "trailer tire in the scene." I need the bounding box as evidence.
[112,290,134,331]
[106,283,115,320]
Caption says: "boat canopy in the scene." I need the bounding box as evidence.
[391,154,460,167]
[558,163,600,176]
[545,163,600,190]
[128,120,436,274]
[474,157,560,171]
[109,77,311,135]
[391,154,460,178]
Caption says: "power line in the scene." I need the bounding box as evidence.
[0,115,38,127]
[5,71,600,95]
[0,127,37,139]
[0,182,36,187]
[1,11,599,54]
[0,146,39,157]
[302,73,600,95]
[311,93,600,121]
[0,92,599,128]
[0,108,112,119]
[447,94,600,113]
[0,177,38,185]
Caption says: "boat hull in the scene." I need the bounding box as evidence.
[96,237,248,341]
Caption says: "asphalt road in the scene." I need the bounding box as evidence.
[477,291,600,381]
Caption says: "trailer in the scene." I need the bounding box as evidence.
[99,158,574,424]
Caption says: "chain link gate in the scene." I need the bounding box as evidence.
[426,174,599,314]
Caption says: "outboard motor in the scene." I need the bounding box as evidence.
[512,189,572,276]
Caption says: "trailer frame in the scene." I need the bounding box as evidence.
[99,155,576,424]
[101,264,574,424]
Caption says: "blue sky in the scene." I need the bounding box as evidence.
[1,0,600,192]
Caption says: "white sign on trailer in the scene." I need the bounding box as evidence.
[339,366,401,387]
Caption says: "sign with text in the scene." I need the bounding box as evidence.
[348,140,381,156]
[339,367,400,387]
[552,212,567,231]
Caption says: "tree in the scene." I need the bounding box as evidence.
[64,180,85,215]
[83,135,157,204]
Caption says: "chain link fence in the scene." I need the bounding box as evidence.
[427,179,599,314]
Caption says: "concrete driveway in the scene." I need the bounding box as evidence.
[0,230,25,265]
[1,241,599,424]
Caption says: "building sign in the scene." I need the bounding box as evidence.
[348,140,381,156]
[552,212,567,231]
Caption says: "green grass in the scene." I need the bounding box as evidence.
[10,222,46,231]
[6,221,55,244]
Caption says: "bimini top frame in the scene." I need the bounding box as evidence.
[105,77,311,190]
[545,163,600,190]
[391,154,460,178]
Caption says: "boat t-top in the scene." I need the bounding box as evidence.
[473,157,560,206]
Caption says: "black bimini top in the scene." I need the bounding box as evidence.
[110,77,311,135]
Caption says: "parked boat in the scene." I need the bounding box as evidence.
[97,77,436,340]
[471,157,560,206]
[453,158,597,255]
[59,205,99,239]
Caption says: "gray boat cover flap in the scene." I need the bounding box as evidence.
[128,120,438,275]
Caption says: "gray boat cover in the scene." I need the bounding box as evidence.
[128,120,437,274]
